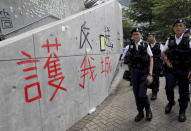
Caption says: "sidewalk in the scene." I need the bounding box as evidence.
[68,76,191,131]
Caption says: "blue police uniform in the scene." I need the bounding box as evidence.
[148,32,163,100]
[121,45,129,61]
[127,27,153,122]
[121,45,132,82]
[162,19,191,122]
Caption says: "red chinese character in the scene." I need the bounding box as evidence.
[79,56,97,88]
[42,37,61,53]
[17,51,41,103]
[101,52,112,77]
[44,53,63,78]
[42,38,66,102]
[24,82,41,103]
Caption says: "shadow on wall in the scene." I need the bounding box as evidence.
[0,28,5,41]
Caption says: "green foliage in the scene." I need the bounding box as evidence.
[122,9,135,41]
[123,0,191,41]
[128,0,154,24]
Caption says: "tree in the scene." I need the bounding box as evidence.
[128,0,154,24]
[124,0,191,41]
[122,8,135,46]
[152,0,191,40]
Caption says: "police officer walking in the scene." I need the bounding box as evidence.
[147,32,163,100]
[123,27,154,122]
[120,39,133,85]
[162,19,191,122]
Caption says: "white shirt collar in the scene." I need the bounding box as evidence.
[175,33,184,45]
[175,33,184,40]
[150,41,156,47]
[135,39,142,45]
[135,39,142,50]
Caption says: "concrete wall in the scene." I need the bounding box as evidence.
[0,0,84,37]
[0,0,123,130]
[4,15,60,38]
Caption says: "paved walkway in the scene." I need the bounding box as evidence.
[68,77,191,131]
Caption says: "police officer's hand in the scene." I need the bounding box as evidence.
[120,60,123,67]
[166,61,173,68]
[147,75,153,85]
[188,72,191,81]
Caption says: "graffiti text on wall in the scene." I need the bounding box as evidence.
[104,26,113,49]
[17,37,112,103]
[16,51,41,103]
[17,37,67,103]
[0,9,13,32]
[80,21,92,50]
[42,37,67,102]
[101,51,112,77]
[79,51,112,89]
[79,56,97,89]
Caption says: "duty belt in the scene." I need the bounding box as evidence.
[132,64,147,68]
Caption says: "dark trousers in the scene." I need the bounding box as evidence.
[149,63,161,94]
[131,67,150,112]
[165,66,190,111]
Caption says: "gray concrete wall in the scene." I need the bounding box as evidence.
[4,15,60,38]
[0,0,84,38]
[0,0,123,130]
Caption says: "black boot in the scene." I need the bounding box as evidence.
[151,92,157,100]
[178,110,186,122]
[165,101,175,114]
[134,111,144,122]
[145,107,152,121]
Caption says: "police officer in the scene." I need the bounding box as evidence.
[120,44,130,66]
[162,19,191,122]
[120,38,134,66]
[185,28,191,38]
[122,27,154,122]
[120,39,133,85]
[147,32,163,100]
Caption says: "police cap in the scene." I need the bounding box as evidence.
[173,19,186,27]
[185,28,191,34]
[131,27,143,34]
[147,32,156,36]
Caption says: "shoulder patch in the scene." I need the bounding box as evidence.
[129,45,134,49]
